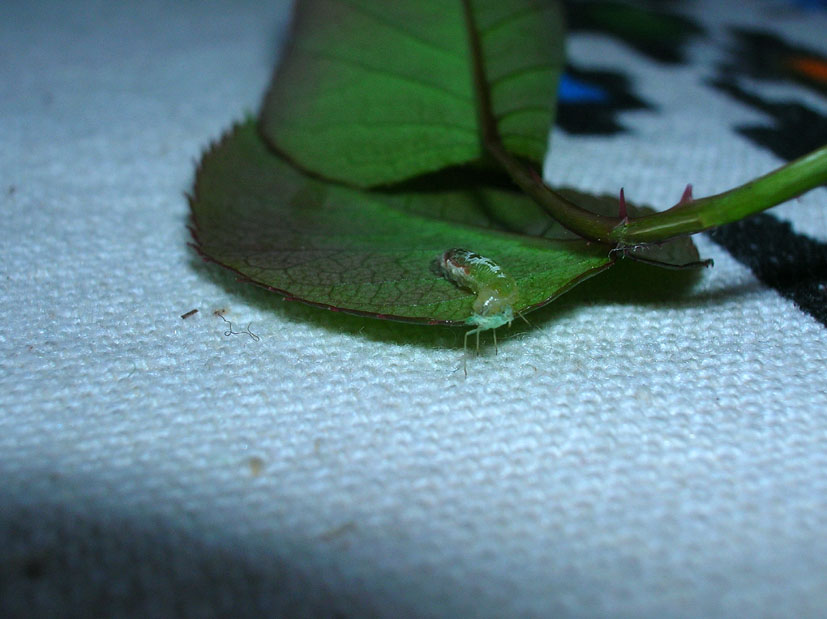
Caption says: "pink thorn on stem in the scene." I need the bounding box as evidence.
[618,187,628,221]
[678,183,694,206]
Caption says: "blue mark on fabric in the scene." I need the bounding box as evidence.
[558,75,609,103]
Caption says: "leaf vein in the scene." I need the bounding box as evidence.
[478,4,547,38]
[295,48,472,104]
[274,118,478,135]
[327,0,465,63]
[496,105,552,123]
[489,63,556,88]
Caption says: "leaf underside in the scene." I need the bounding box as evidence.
[190,121,615,325]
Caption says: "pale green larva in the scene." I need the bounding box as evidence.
[438,248,519,372]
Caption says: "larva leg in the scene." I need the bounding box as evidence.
[463,328,472,377]
[463,325,486,377]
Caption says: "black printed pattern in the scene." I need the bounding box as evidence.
[560,4,827,326]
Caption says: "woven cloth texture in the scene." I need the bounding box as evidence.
[1,1,826,616]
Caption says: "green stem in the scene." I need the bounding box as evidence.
[461,0,827,246]
[517,144,827,245]
[616,146,827,244]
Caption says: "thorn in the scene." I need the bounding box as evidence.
[528,166,544,185]
[618,187,628,222]
[678,183,694,206]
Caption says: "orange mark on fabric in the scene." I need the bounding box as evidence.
[787,56,827,83]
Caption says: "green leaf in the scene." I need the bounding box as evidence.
[190,121,613,324]
[260,0,565,187]
[191,0,713,330]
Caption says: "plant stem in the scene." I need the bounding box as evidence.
[616,146,827,244]
[461,0,827,247]
[515,144,827,245]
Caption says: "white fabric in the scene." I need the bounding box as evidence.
[1,0,825,616]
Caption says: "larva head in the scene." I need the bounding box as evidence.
[438,248,474,286]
